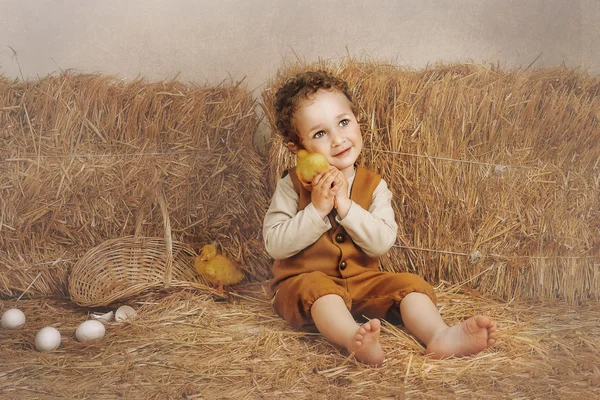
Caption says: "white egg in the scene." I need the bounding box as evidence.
[115,305,136,322]
[75,320,106,342]
[1,308,26,329]
[35,326,61,352]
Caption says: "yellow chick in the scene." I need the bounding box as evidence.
[194,244,244,295]
[296,149,330,184]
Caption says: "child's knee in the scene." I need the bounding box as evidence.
[397,273,437,304]
[272,272,350,329]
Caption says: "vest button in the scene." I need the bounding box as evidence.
[335,234,344,243]
[340,261,347,270]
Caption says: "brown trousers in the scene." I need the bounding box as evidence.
[272,269,436,332]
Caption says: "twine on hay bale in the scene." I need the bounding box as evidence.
[0,72,271,298]
[261,59,600,303]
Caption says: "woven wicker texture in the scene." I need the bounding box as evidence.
[68,186,206,307]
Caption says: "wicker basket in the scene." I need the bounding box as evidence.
[68,186,208,307]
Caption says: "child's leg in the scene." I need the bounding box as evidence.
[400,292,497,359]
[311,294,384,365]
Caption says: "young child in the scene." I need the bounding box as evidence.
[263,70,496,365]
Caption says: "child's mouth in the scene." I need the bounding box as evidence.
[335,148,351,157]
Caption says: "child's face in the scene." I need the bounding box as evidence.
[289,89,362,178]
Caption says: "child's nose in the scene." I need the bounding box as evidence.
[331,132,344,147]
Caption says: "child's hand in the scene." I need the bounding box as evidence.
[311,167,341,219]
[333,169,351,219]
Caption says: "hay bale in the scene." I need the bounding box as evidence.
[261,60,600,303]
[0,72,271,298]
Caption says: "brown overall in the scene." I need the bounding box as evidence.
[271,166,436,332]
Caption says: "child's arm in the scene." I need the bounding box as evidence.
[336,179,398,257]
[263,175,333,260]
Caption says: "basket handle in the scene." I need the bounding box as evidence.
[133,184,174,288]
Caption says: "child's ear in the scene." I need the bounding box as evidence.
[287,141,300,154]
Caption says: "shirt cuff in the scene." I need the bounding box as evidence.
[306,203,332,230]
[335,200,354,224]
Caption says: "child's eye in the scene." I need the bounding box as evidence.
[340,119,350,127]
[313,131,326,139]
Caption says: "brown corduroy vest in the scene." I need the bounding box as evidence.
[271,166,382,289]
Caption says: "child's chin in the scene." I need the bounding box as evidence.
[335,164,355,174]
[334,157,357,169]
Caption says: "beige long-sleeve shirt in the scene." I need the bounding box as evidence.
[263,168,398,260]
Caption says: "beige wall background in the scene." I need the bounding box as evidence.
[1,0,599,95]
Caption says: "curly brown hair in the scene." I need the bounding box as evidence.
[273,70,356,145]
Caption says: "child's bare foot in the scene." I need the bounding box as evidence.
[426,316,496,359]
[349,319,384,366]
